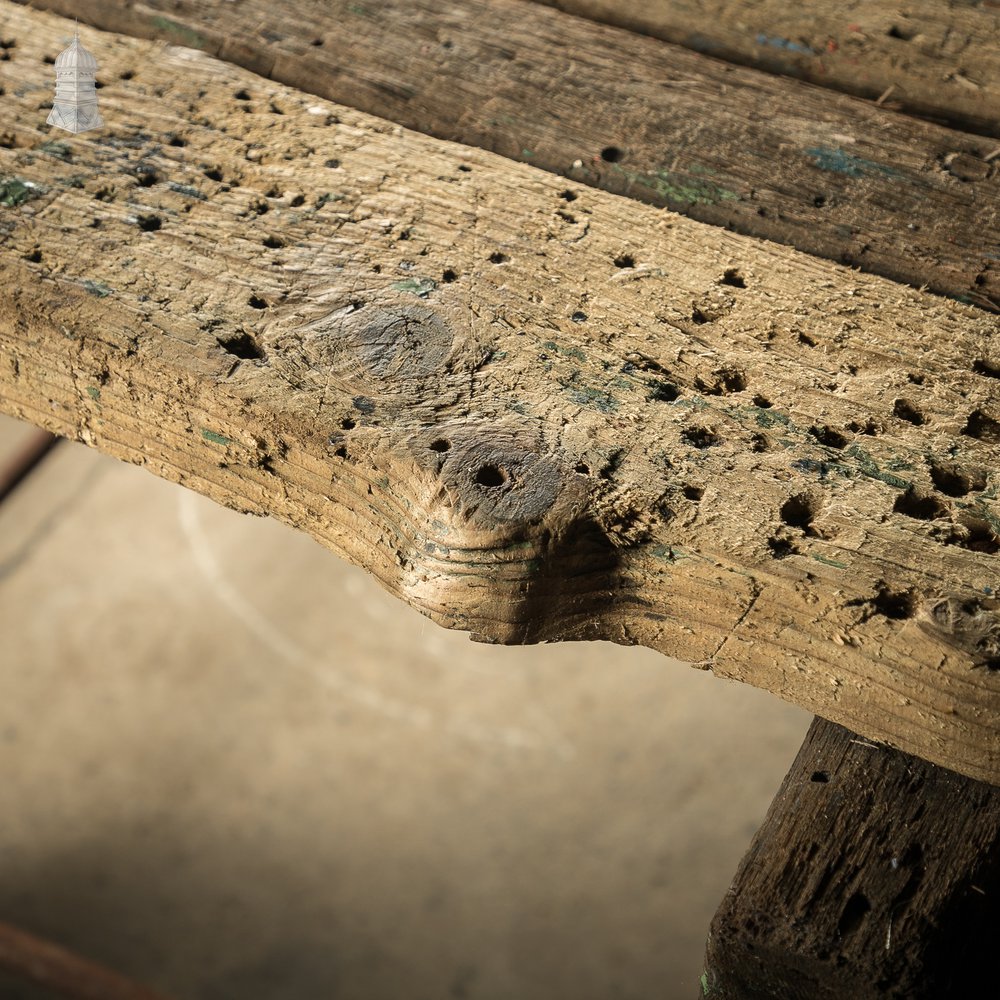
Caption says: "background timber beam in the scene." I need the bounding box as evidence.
[0,4,998,781]
[703,717,1000,999]
[535,0,1000,139]
[13,0,999,311]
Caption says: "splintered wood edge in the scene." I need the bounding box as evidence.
[0,4,998,782]
[19,0,1000,310]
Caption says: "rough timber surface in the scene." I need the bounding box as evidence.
[17,0,1000,312]
[536,0,1000,139]
[0,5,998,782]
[704,717,1000,999]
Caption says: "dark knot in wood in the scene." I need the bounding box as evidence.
[411,422,565,527]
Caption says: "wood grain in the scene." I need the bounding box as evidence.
[0,4,998,781]
[12,0,999,311]
[704,717,1000,999]
[536,0,1000,139]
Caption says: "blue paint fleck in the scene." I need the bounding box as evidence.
[756,33,815,56]
[805,146,899,179]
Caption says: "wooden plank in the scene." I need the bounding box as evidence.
[0,4,998,781]
[703,717,1000,999]
[536,0,1000,139]
[13,0,999,312]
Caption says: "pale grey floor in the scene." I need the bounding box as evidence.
[0,425,810,999]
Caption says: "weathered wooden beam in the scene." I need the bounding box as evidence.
[14,0,999,311]
[536,0,1000,139]
[703,717,1000,999]
[0,5,998,781]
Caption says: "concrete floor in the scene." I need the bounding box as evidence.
[0,417,810,999]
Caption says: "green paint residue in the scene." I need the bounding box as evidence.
[564,384,618,412]
[81,280,112,298]
[617,164,738,206]
[315,192,345,207]
[150,15,208,48]
[845,444,911,490]
[201,428,233,446]
[700,971,710,996]
[0,177,41,207]
[85,386,101,401]
[391,277,436,297]
[813,554,848,569]
[168,182,206,200]
[347,2,372,15]
[753,407,792,429]
[806,146,900,180]
[522,148,534,158]
[39,140,73,161]
[543,340,586,362]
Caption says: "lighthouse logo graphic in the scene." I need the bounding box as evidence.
[46,28,104,134]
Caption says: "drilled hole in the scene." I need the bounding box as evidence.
[811,771,829,783]
[752,394,772,408]
[813,194,827,207]
[887,25,915,40]
[683,485,704,502]
[333,445,348,459]
[681,425,721,449]
[22,248,41,263]
[429,438,451,453]
[614,253,635,269]
[216,332,263,360]
[341,417,356,430]
[234,89,251,100]
[441,269,457,283]
[973,359,1000,379]
[847,417,882,436]
[893,398,926,426]
[750,432,772,453]
[648,381,680,402]
[768,535,796,558]
[289,194,305,207]
[136,214,161,232]
[809,425,849,448]
[311,38,323,46]
[962,409,1000,442]
[119,69,135,80]
[720,269,746,288]
[893,489,949,521]
[247,295,268,309]
[697,367,747,395]
[474,464,506,488]
[560,189,578,202]
[691,307,709,325]
[928,460,986,497]
[262,235,285,249]
[488,251,508,264]
[168,134,187,147]
[873,584,918,620]
[574,462,590,475]
[838,893,871,938]
[780,493,818,533]
[600,146,624,163]
[946,517,1000,554]
[203,167,223,181]
[136,169,158,187]
[324,158,341,168]
[457,164,472,173]
[571,311,588,323]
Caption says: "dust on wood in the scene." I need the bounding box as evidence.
[536,0,1000,139]
[16,0,999,311]
[705,717,1000,999]
[0,4,998,782]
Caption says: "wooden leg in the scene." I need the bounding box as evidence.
[702,717,1000,999]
